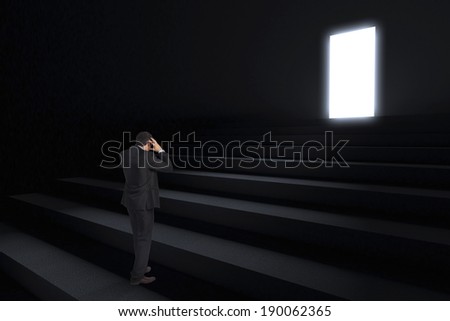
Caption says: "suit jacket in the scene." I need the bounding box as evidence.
[121,145,173,210]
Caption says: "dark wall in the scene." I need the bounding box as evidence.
[2,0,450,194]
[159,0,450,120]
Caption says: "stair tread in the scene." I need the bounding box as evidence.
[174,144,450,149]
[177,154,450,170]
[62,172,450,199]
[0,223,167,301]
[56,177,450,246]
[161,170,450,198]
[10,192,450,300]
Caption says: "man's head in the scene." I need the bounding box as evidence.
[136,131,153,150]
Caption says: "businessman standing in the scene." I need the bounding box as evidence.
[121,131,173,285]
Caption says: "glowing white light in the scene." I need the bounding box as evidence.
[329,26,376,119]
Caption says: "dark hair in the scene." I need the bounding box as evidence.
[136,131,153,146]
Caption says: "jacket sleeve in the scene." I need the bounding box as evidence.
[146,151,173,172]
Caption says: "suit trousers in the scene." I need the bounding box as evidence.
[127,207,155,280]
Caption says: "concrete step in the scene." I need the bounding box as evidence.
[57,177,450,246]
[168,155,450,187]
[0,269,38,300]
[195,115,450,138]
[190,132,450,147]
[169,143,450,165]
[51,177,450,277]
[157,170,450,225]
[0,223,167,300]
[9,193,450,300]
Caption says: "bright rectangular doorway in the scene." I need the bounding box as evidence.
[328,26,377,119]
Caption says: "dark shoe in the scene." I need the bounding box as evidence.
[130,276,156,285]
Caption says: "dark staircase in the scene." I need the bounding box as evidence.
[2,119,450,300]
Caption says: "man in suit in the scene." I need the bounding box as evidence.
[121,131,173,285]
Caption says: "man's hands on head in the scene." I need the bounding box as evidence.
[148,138,162,152]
